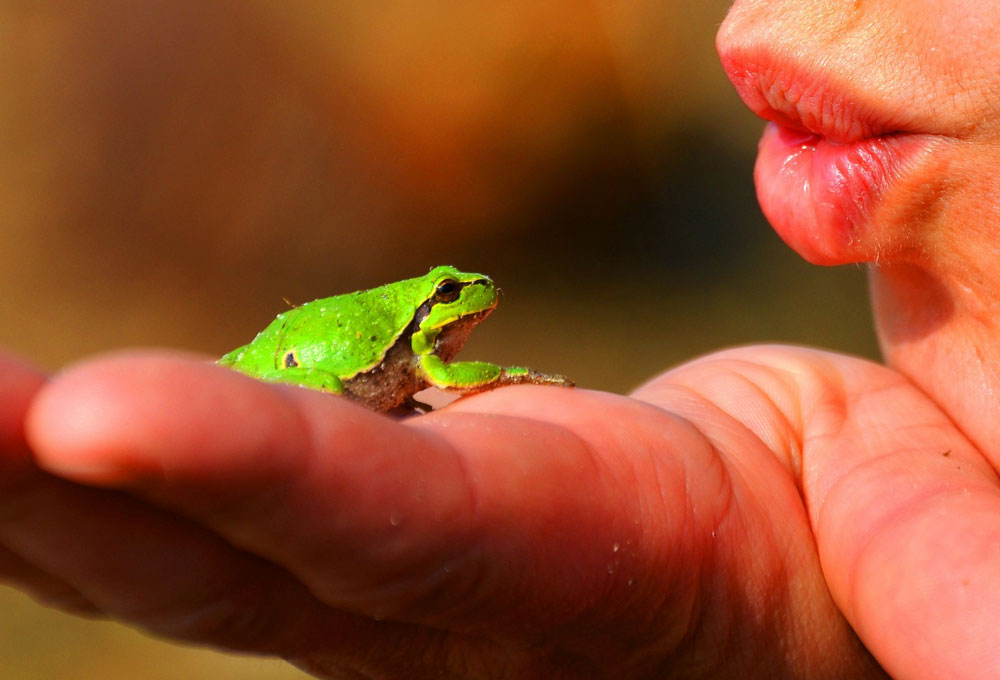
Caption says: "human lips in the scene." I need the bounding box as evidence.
[720,53,939,264]
[754,122,935,264]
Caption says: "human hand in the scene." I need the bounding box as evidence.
[8,346,994,678]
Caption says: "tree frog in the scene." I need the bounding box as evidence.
[218,265,573,412]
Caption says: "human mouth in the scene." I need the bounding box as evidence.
[720,53,941,264]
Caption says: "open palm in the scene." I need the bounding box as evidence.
[2,347,997,679]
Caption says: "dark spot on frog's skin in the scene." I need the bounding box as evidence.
[370,335,378,342]
[284,352,299,368]
[942,450,952,457]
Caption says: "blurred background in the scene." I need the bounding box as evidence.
[1,1,878,678]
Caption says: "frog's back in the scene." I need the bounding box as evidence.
[221,284,419,379]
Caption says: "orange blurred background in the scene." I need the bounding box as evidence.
[1,2,878,678]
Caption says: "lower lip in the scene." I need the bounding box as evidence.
[754,123,933,264]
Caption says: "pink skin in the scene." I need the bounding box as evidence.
[4,1,1000,679]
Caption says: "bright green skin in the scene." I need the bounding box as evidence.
[219,265,572,412]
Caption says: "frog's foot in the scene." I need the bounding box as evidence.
[416,354,573,394]
[258,368,345,394]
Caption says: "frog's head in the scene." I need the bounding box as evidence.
[410,265,498,356]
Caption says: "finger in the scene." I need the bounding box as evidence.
[0,543,102,616]
[0,353,365,653]
[0,457,352,655]
[0,543,99,614]
[0,462,496,679]
[26,351,477,621]
[0,352,94,609]
[0,461,582,679]
[27,352,717,636]
[800,358,1000,680]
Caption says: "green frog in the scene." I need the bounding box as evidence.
[219,265,573,412]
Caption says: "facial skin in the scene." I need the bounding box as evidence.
[718,0,1000,471]
[4,2,1000,680]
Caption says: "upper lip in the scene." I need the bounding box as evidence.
[718,48,911,144]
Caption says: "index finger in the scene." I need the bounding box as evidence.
[27,352,709,632]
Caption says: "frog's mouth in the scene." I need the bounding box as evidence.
[433,308,495,362]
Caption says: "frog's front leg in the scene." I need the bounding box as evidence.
[416,354,573,393]
[257,367,345,394]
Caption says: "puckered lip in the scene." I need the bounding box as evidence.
[718,48,918,144]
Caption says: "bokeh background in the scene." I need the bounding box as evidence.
[1,1,879,678]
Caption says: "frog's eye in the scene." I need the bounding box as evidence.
[434,278,461,303]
